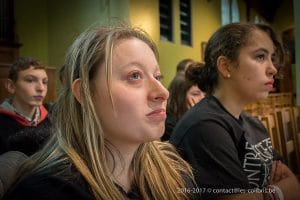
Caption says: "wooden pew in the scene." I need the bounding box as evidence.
[258,112,282,155]
[276,107,300,174]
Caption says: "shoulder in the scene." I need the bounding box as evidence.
[170,97,243,147]
[179,172,203,200]
[5,166,93,200]
[0,151,28,198]
[0,151,27,170]
[177,95,240,128]
[0,113,19,127]
[240,112,270,143]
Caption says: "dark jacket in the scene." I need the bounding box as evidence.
[0,101,51,156]
[4,159,201,200]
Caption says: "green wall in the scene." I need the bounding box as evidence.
[15,0,48,64]
[47,0,129,68]
[15,0,128,68]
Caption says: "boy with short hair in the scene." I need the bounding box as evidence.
[0,57,51,156]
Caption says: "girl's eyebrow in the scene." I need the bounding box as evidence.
[120,61,160,72]
[253,47,274,55]
[119,61,143,69]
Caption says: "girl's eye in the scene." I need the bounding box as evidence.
[256,54,265,61]
[192,92,201,96]
[155,74,163,82]
[128,72,142,80]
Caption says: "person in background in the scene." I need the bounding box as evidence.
[162,63,205,141]
[185,63,206,109]
[170,22,300,200]
[4,24,199,200]
[176,58,194,77]
[0,57,51,156]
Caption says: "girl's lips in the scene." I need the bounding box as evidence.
[264,82,273,89]
[146,109,166,120]
[146,109,166,115]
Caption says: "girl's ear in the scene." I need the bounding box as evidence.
[4,79,16,94]
[72,79,82,104]
[216,56,232,78]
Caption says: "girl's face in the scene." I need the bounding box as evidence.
[93,38,169,149]
[227,30,277,104]
[186,85,205,109]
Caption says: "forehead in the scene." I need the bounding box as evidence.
[18,66,47,77]
[94,37,158,85]
[236,30,274,56]
[112,38,157,67]
[113,37,150,53]
[188,85,200,91]
[247,30,273,47]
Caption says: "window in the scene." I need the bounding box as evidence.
[231,0,239,23]
[0,0,15,45]
[159,0,173,42]
[180,0,191,45]
[221,0,240,25]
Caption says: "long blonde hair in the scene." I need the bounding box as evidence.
[15,24,194,200]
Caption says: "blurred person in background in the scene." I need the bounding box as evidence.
[162,63,205,141]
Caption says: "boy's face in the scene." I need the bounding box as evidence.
[10,66,48,108]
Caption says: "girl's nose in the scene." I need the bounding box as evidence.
[268,59,278,76]
[148,78,169,102]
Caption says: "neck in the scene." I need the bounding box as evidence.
[12,100,37,119]
[107,144,139,192]
[213,89,245,119]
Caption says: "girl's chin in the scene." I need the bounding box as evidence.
[143,132,164,142]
